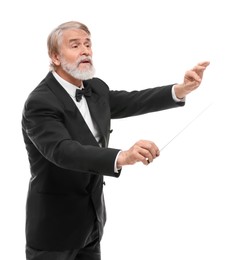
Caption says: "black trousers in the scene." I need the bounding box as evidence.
[26,225,101,260]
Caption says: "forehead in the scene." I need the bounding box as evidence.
[61,28,91,42]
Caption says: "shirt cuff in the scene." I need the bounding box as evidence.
[114,150,122,173]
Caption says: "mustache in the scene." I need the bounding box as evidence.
[77,56,93,65]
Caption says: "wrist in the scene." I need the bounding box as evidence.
[173,84,186,99]
[116,151,126,169]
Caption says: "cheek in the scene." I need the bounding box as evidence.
[66,52,78,61]
[61,53,80,66]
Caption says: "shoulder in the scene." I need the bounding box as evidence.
[84,77,109,93]
[23,73,61,113]
[86,77,109,87]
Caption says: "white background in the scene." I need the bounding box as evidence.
[0,0,235,259]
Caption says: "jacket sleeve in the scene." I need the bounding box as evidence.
[22,95,121,177]
[109,84,185,119]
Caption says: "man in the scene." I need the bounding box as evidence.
[22,21,209,260]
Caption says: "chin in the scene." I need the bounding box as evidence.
[75,71,95,80]
[78,68,96,80]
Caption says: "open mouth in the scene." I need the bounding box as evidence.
[80,59,91,65]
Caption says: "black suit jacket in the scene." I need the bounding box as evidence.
[22,72,184,251]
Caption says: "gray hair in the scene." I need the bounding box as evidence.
[47,21,91,70]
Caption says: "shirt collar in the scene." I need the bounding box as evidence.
[52,71,83,99]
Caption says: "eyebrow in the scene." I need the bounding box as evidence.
[69,38,91,43]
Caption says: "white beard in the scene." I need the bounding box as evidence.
[60,56,95,80]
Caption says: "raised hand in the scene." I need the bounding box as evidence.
[174,61,210,99]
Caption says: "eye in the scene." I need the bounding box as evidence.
[72,44,79,48]
[85,41,92,48]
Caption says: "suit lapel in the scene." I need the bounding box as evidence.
[84,80,110,147]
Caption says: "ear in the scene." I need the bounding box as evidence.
[51,52,61,66]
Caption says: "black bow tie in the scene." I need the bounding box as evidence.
[75,86,92,102]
